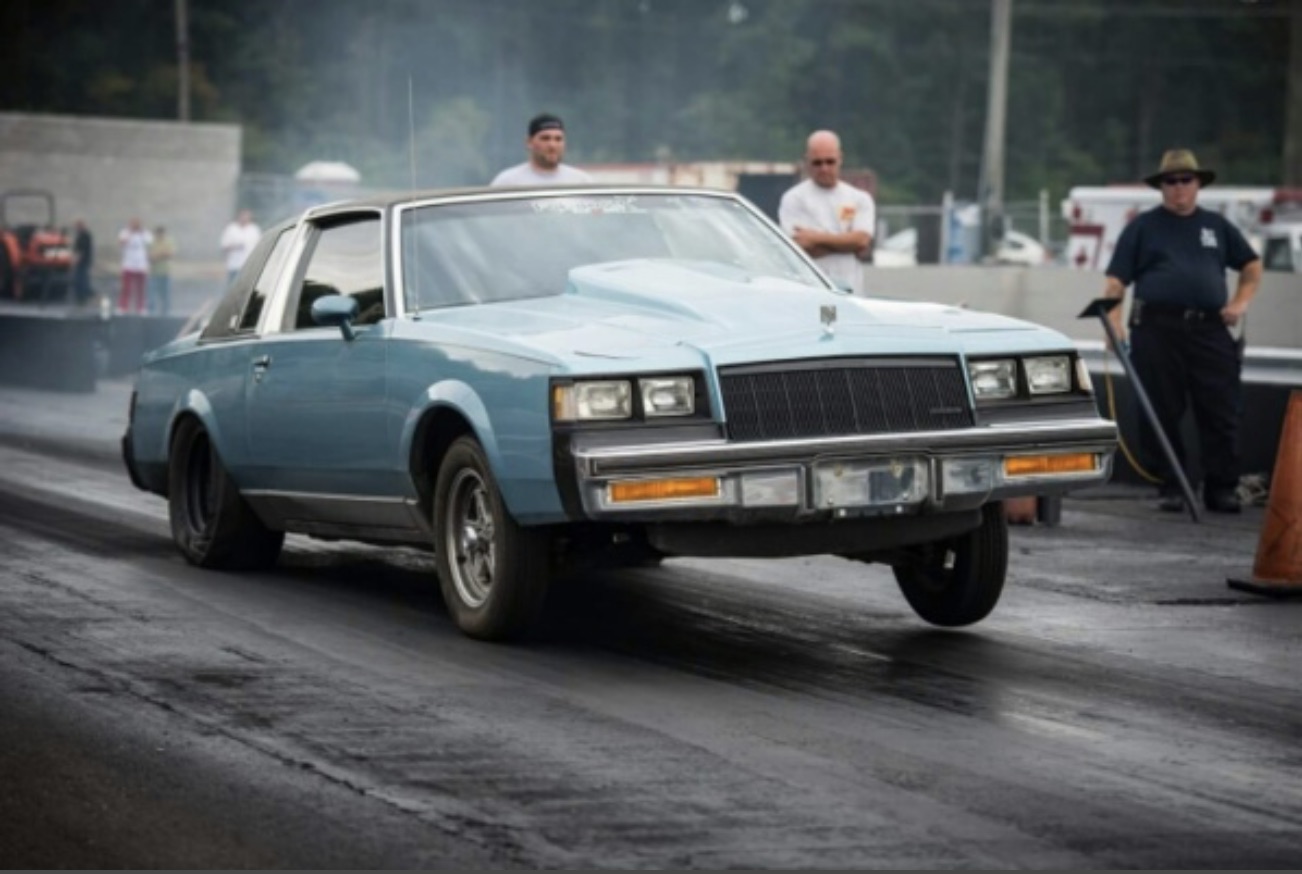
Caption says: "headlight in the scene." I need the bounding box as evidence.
[552,380,632,421]
[639,376,694,417]
[969,359,1017,400]
[1025,355,1072,395]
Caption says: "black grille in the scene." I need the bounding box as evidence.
[720,358,973,442]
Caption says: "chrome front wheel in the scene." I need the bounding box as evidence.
[446,467,496,608]
[433,437,549,641]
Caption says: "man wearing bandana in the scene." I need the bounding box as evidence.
[491,113,594,187]
[778,129,876,294]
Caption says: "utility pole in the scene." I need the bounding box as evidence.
[977,0,1011,260]
[176,0,191,122]
[1285,0,1302,185]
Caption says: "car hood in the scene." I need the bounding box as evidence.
[424,258,1068,368]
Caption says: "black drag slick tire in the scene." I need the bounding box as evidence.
[433,437,550,641]
[168,418,284,570]
[892,501,1009,627]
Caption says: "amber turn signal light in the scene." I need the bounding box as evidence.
[1004,453,1098,477]
[608,477,721,503]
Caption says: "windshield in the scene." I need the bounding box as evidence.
[399,193,825,311]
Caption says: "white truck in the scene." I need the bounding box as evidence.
[1060,184,1281,270]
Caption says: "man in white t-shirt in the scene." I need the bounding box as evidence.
[220,209,262,284]
[778,129,876,294]
[491,113,593,187]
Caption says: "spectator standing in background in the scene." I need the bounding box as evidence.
[70,218,94,306]
[1101,148,1262,515]
[778,129,876,294]
[491,113,593,186]
[220,209,261,285]
[147,225,177,316]
[117,217,152,314]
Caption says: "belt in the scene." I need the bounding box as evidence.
[1132,300,1221,323]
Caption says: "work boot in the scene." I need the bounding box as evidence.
[1204,488,1241,514]
[1157,491,1185,513]
[1156,483,1186,512]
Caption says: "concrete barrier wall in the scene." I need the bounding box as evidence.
[1082,364,1292,485]
[104,316,189,377]
[0,312,106,393]
[861,265,1302,351]
[0,112,241,275]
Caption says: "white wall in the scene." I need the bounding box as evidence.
[0,112,241,270]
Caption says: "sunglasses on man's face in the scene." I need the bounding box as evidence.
[1161,175,1196,187]
[809,158,839,167]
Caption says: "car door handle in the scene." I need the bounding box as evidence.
[251,354,272,381]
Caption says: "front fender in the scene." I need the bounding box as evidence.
[400,378,565,525]
[402,379,504,478]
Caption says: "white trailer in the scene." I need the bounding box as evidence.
[1060,185,1278,271]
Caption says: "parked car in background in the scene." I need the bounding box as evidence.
[122,186,1117,641]
[994,229,1051,266]
[871,227,918,267]
[871,226,1048,267]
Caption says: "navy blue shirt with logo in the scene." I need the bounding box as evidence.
[1105,206,1258,310]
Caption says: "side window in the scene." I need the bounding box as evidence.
[1263,237,1293,272]
[293,216,385,330]
[238,228,295,332]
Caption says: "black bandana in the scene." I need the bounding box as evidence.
[528,114,564,137]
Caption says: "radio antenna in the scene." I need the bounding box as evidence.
[408,74,417,190]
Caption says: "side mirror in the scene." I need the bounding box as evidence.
[310,294,360,341]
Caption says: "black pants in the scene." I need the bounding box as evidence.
[1129,304,1242,494]
[73,263,93,305]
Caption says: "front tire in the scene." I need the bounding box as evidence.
[892,502,1008,627]
[433,437,549,641]
[168,418,284,570]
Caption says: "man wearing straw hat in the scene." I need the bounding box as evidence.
[1101,148,1263,514]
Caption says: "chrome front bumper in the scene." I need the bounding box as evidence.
[570,418,1118,522]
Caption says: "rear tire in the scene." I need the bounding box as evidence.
[434,437,549,641]
[168,418,283,570]
[892,502,1008,627]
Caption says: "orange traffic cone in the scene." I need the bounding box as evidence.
[1228,389,1302,597]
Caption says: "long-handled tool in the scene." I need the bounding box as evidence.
[1078,297,1200,523]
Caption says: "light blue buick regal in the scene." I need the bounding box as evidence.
[122,186,1117,640]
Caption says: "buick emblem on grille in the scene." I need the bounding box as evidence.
[820,304,837,336]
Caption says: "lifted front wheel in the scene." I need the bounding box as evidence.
[891,502,1008,627]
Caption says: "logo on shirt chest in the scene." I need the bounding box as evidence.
[1200,227,1218,248]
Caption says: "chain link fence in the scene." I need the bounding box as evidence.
[875,192,1059,266]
